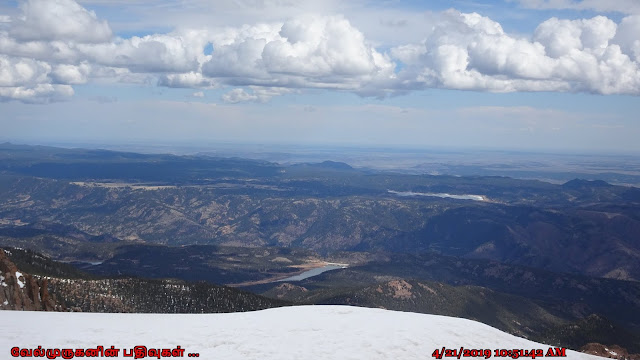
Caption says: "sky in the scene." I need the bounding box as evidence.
[1,0,639,152]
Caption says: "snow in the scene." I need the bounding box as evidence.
[15,271,24,288]
[0,305,600,359]
[0,275,6,287]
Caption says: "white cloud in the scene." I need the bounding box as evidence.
[10,0,112,43]
[51,63,91,84]
[158,72,217,88]
[0,0,110,102]
[0,1,212,102]
[263,15,381,76]
[0,84,74,103]
[0,55,78,102]
[191,91,204,98]
[391,9,640,95]
[0,33,80,63]
[0,55,51,87]
[614,15,640,62]
[203,15,396,95]
[1,0,640,103]
[533,16,617,57]
[78,33,204,73]
[222,86,294,103]
[222,88,256,103]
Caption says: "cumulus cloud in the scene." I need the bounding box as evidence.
[158,72,217,88]
[0,55,51,87]
[0,84,74,103]
[0,0,109,102]
[78,31,207,73]
[0,55,78,102]
[50,63,91,84]
[10,0,112,43]
[533,16,617,57]
[203,15,395,94]
[0,0,208,101]
[0,32,80,63]
[1,0,640,103]
[614,15,640,62]
[390,9,640,95]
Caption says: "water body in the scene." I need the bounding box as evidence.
[388,190,485,201]
[278,264,347,282]
[65,260,104,269]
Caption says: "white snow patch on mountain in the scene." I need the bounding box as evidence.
[15,271,24,288]
[0,305,599,359]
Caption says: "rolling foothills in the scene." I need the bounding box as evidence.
[1,143,640,358]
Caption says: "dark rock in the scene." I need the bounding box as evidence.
[0,250,64,311]
[581,343,640,360]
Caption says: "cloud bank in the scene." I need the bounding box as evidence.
[392,10,640,94]
[0,0,639,103]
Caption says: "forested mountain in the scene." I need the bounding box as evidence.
[1,247,288,313]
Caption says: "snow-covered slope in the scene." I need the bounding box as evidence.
[1,305,600,359]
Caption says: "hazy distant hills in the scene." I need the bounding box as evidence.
[0,142,281,182]
[1,165,639,281]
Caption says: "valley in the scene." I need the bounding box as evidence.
[1,143,640,356]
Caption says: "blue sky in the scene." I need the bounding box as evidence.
[1,0,639,152]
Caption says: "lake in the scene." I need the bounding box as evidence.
[388,190,485,201]
[278,264,347,282]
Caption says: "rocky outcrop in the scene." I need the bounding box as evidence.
[0,249,63,311]
[269,283,309,299]
[581,343,640,360]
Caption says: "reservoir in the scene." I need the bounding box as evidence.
[388,190,485,201]
[278,264,347,282]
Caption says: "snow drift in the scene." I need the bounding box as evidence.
[0,305,600,359]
